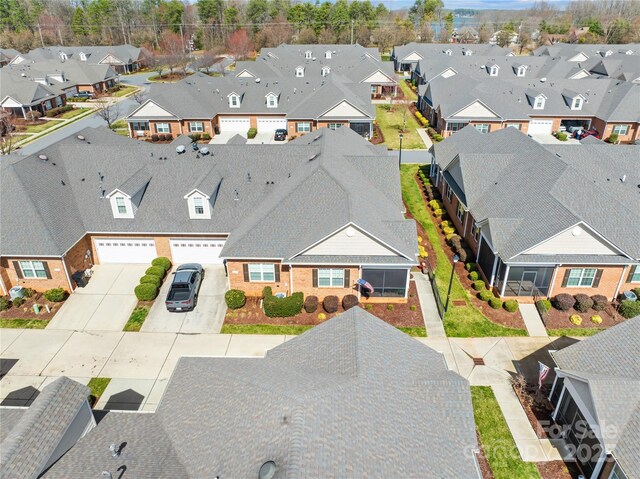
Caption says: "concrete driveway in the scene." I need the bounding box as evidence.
[141,265,227,334]
[208,131,287,145]
[529,133,580,145]
[47,264,144,331]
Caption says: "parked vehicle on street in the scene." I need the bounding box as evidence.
[72,91,94,99]
[165,263,204,312]
[274,129,287,141]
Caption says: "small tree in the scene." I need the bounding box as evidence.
[227,29,252,60]
[95,98,121,129]
[132,89,146,105]
[0,114,16,155]
[25,110,42,122]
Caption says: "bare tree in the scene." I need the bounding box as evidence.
[95,99,120,129]
[132,89,146,105]
[0,114,16,155]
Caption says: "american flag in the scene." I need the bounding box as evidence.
[538,362,550,389]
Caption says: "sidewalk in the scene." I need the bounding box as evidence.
[412,274,446,337]
[416,128,433,149]
[519,303,549,337]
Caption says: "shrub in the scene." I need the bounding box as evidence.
[22,287,35,298]
[433,134,444,142]
[573,294,594,312]
[12,297,25,307]
[489,298,503,309]
[386,304,394,311]
[189,133,202,142]
[504,299,519,312]
[434,208,444,217]
[455,247,468,263]
[342,294,359,310]
[465,263,477,272]
[323,295,339,313]
[469,271,479,281]
[139,274,161,288]
[202,133,211,140]
[556,132,568,141]
[478,290,494,301]
[633,288,640,299]
[553,293,576,311]
[619,300,640,319]
[151,257,172,272]
[304,295,318,313]
[536,299,552,313]
[318,313,327,320]
[262,286,272,298]
[247,127,257,139]
[263,291,304,317]
[0,297,11,311]
[151,134,159,142]
[134,283,158,301]
[473,280,486,291]
[606,133,618,144]
[570,314,582,325]
[440,220,451,229]
[445,233,456,241]
[25,110,42,122]
[591,294,608,311]
[443,226,455,235]
[225,289,246,309]
[44,288,66,302]
[145,266,165,278]
[449,235,461,249]
[158,133,166,141]
[410,304,417,311]
[590,315,603,324]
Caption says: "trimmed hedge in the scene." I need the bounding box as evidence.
[304,295,318,313]
[152,257,172,272]
[536,299,552,313]
[247,127,257,139]
[633,287,640,299]
[225,289,246,309]
[0,297,11,311]
[146,266,165,278]
[469,271,479,281]
[590,315,603,324]
[619,300,640,319]
[553,293,576,311]
[504,299,519,313]
[573,294,594,313]
[263,290,304,317]
[478,290,493,301]
[12,297,25,307]
[465,263,477,272]
[489,298,503,309]
[323,295,339,313]
[139,274,161,288]
[472,280,486,291]
[570,314,582,325]
[44,288,67,302]
[45,105,74,117]
[591,294,608,311]
[342,294,359,310]
[135,283,159,301]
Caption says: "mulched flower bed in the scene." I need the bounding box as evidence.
[225,281,425,328]
[0,292,62,320]
[537,461,582,479]
[370,121,385,145]
[542,304,624,330]
[476,431,495,479]
[411,171,528,330]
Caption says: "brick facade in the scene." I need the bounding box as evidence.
[290,265,360,299]
[549,265,627,301]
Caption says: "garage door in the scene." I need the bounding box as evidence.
[219,117,250,132]
[95,239,157,264]
[528,119,553,135]
[256,117,287,133]
[170,239,225,264]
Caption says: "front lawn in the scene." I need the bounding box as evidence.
[221,324,313,335]
[471,386,541,479]
[114,86,138,97]
[397,326,427,337]
[123,307,149,332]
[0,318,50,329]
[401,165,527,337]
[87,377,111,405]
[24,120,63,133]
[376,105,425,149]
[398,79,417,101]
[547,327,604,337]
[57,107,89,120]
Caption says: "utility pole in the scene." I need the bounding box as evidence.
[180,14,185,53]
[351,19,354,45]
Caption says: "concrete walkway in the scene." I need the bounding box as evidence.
[519,303,549,337]
[412,275,446,337]
[416,128,433,149]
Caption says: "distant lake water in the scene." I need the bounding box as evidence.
[432,16,480,36]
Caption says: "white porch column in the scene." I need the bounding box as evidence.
[489,256,499,288]
[500,265,510,297]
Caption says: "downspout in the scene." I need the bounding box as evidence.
[0,273,7,295]
[462,211,469,239]
[613,265,629,300]
[61,254,75,293]
[404,267,410,299]
[289,265,294,294]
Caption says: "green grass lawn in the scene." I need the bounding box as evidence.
[87,377,111,404]
[123,307,149,332]
[0,318,50,329]
[471,386,541,479]
[58,107,89,119]
[221,324,314,335]
[114,86,138,97]
[24,120,63,133]
[398,79,417,101]
[401,165,527,338]
[547,328,604,337]
[110,119,128,129]
[397,327,427,337]
[376,105,425,149]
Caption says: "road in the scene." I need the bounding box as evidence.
[17,72,153,156]
[387,149,433,165]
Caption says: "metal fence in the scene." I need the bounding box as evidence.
[421,258,445,320]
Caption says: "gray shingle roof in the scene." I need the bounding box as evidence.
[0,377,89,479]
[6,59,117,87]
[0,69,59,106]
[22,44,145,65]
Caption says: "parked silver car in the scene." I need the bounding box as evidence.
[165,264,204,312]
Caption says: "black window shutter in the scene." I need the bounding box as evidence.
[13,261,23,279]
[242,264,249,282]
[43,262,52,279]
[627,265,637,283]
[592,269,603,288]
[274,265,280,283]
[344,269,350,288]
[561,269,571,287]
[312,269,318,287]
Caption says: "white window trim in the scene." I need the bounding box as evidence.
[571,97,583,110]
[19,260,47,279]
[506,123,521,130]
[318,268,344,287]
[325,51,332,59]
[322,67,330,76]
[229,95,240,108]
[156,122,170,133]
[490,66,499,76]
[186,194,211,219]
[189,121,204,132]
[474,123,489,134]
[517,66,526,77]
[249,263,275,282]
[472,224,480,242]
[612,124,629,135]
[305,51,312,59]
[456,203,465,221]
[297,122,311,133]
[267,95,277,108]
[110,195,134,219]
[630,265,640,283]
[567,268,597,287]
[445,183,453,201]
[193,197,204,215]
[534,96,545,110]
[295,67,304,77]
[327,123,342,130]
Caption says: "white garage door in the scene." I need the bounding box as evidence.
[256,117,287,133]
[219,117,250,132]
[170,239,226,264]
[528,119,553,135]
[95,239,157,264]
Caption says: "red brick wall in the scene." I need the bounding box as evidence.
[549,265,626,301]
[591,118,639,143]
[0,257,70,292]
[291,265,360,299]
[227,260,287,296]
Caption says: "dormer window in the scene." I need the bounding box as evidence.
[229,94,240,108]
[321,66,330,76]
[184,190,211,219]
[59,52,68,60]
[116,197,127,214]
[325,51,332,59]
[489,65,499,76]
[571,97,583,110]
[106,192,135,219]
[193,197,205,215]
[463,50,473,56]
[79,52,87,61]
[305,51,312,59]
[534,95,546,110]
[445,49,452,56]
[517,66,526,77]
[295,66,304,77]
[266,94,277,108]
[604,50,613,57]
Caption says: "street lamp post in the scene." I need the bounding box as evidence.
[398,133,404,168]
[444,254,460,312]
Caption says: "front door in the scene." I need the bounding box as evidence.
[518,271,537,296]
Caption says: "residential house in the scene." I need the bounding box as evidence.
[126,72,376,139]
[235,44,397,98]
[0,48,20,67]
[0,68,67,119]
[429,126,639,301]
[549,316,640,479]
[1,309,481,478]
[0,126,417,302]
[452,27,479,44]
[489,30,519,46]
